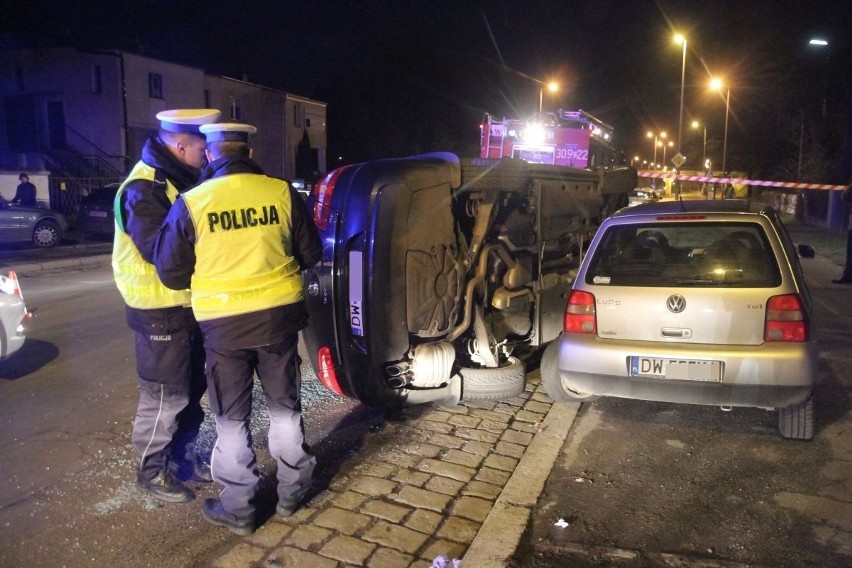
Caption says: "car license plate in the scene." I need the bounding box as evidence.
[348,251,364,337]
[629,357,721,382]
[89,211,108,218]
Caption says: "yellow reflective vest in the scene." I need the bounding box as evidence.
[181,173,303,321]
[112,162,192,309]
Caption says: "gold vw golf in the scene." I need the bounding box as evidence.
[541,199,818,440]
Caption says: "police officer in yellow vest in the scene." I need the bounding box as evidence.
[113,108,220,503]
[155,122,321,535]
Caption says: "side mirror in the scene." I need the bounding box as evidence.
[797,244,815,259]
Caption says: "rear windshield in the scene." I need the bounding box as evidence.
[90,186,119,202]
[584,222,782,287]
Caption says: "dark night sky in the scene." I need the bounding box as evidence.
[2,0,851,179]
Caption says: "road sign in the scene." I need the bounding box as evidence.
[671,153,687,168]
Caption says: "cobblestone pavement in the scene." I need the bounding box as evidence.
[0,240,579,567]
[206,372,576,568]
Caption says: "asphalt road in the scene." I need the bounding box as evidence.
[0,263,370,568]
[511,254,852,567]
[1,227,850,567]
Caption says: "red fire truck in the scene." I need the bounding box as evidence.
[480,109,620,169]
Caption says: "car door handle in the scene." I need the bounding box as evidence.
[661,327,692,338]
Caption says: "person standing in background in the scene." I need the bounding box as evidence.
[12,173,37,206]
[833,183,852,284]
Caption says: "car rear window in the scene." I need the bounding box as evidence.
[585,222,782,287]
[87,186,119,203]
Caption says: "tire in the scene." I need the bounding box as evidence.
[32,219,61,248]
[778,394,815,441]
[460,356,526,402]
[540,340,599,403]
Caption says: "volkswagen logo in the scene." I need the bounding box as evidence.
[666,294,686,313]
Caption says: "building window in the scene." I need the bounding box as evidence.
[230,96,242,120]
[306,110,325,131]
[293,104,303,127]
[148,73,163,99]
[92,64,102,93]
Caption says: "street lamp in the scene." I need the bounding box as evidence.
[539,81,559,113]
[710,78,731,174]
[808,38,829,118]
[691,120,706,166]
[673,34,687,194]
[661,140,674,170]
[646,130,667,169]
[673,35,687,159]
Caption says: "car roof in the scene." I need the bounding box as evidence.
[614,199,775,218]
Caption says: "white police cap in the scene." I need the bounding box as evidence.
[199,122,257,143]
[156,109,221,134]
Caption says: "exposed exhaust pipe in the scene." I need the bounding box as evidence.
[448,244,496,342]
[385,363,410,389]
[385,342,456,390]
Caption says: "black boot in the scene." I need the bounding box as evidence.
[191,460,213,483]
[171,455,213,483]
[201,498,254,536]
[277,493,311,517]
[136,470,194,503]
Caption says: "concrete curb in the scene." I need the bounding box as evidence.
[1,252,111,277]
[463,401,581,567]
[8,253,111,277]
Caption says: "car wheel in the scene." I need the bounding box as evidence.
[540,340,598,402]
[778,394,815,441]
[32,219,61,248]
[460,356,526,402]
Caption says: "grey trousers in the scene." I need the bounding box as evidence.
[206,335,315,517]
[130,308,206,479]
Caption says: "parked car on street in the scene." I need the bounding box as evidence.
[302,152,635,409]
[0,200,68,248]
[76,183,120,239]
[540,199,818,439]
[0,271,29,360]
[627,188,660,206]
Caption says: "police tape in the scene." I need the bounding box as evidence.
[637,171,846,191]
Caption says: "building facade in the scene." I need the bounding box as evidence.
[0,47,326,211]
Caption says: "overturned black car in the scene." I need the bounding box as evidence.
[302,153,635,409]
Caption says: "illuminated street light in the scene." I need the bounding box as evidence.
[661,139,675,170]
[710,78,731,174]
[539,81,559,113]
[646,130,667,169]
[808,38,830,117]
[691,120,707,167]
[673,34,687,193]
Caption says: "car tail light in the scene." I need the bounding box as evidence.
[564,290,597,334]
[765,294,808,342]
[317,346,346,396]
[312,166,350,231]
